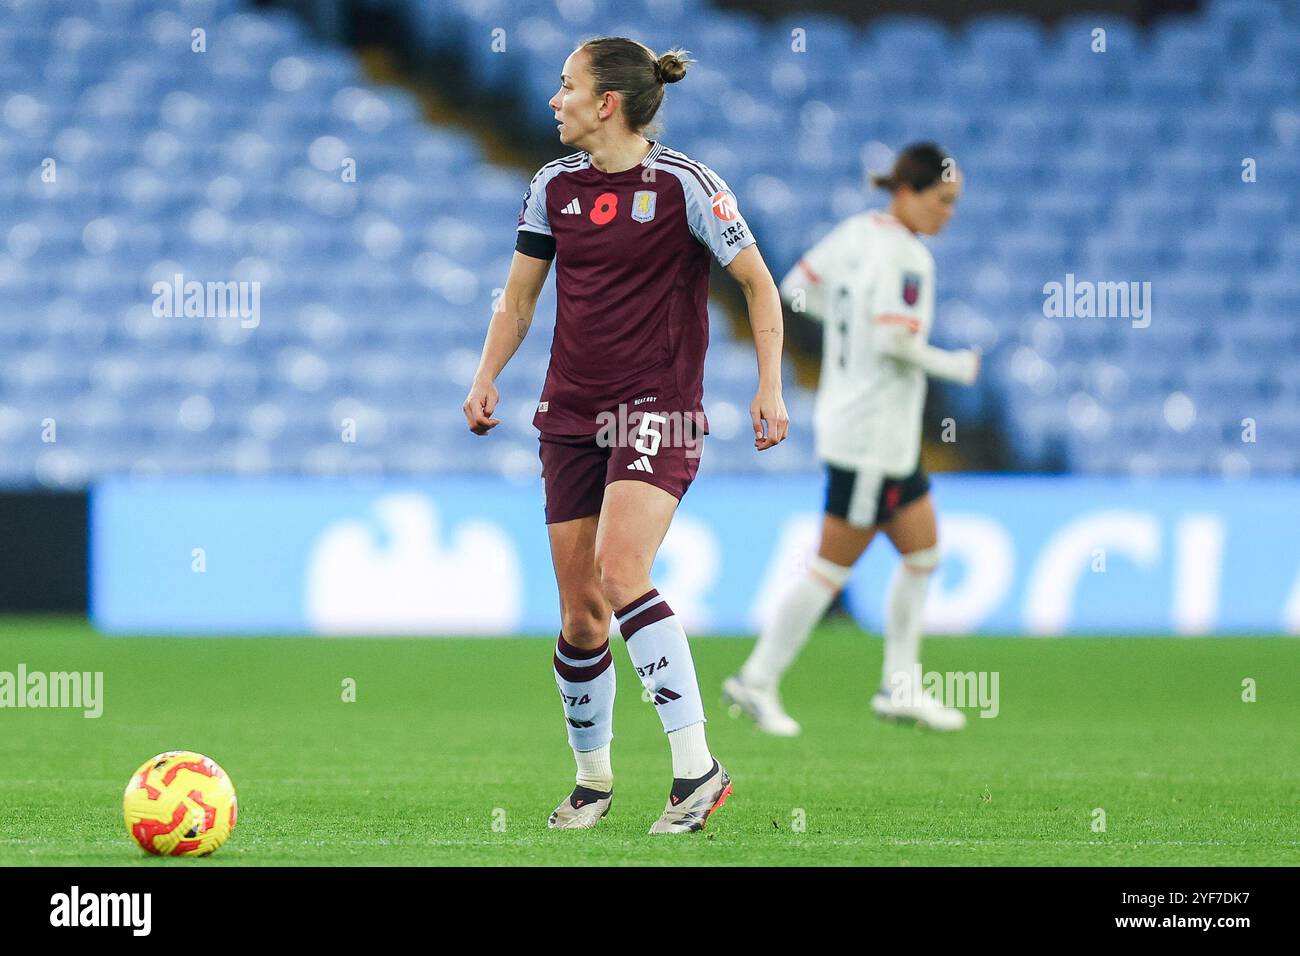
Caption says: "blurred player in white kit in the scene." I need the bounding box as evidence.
[725,143,981,735]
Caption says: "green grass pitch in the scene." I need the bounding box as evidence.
[1,615,1296,866]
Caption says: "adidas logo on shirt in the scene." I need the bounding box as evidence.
[627,455,654,473]
[561,198,581,215]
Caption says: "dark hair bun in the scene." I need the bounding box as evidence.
[656,50,690,84]
[871,142,952,194]
[578,37,692,133]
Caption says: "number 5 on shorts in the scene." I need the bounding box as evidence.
[635,412,667,457]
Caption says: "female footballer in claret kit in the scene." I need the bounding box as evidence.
[463,37,788,832]
[725,143,981,736]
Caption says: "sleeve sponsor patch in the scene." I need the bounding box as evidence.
[710,189,738,221]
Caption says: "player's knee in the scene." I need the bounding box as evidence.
[808,554,853,593]
[559,598,609,649]
[593,554,640,609]
[902,543,941,574]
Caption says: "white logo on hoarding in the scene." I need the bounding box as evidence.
[304,494,522,634]
[922,515,1016,634]
[1023,511,1160,634]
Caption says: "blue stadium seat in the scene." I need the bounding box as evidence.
[0,0,1294,483]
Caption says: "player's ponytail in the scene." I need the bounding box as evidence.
[871,142,954,193]
[655,50,690,84]
[579,36,693,134]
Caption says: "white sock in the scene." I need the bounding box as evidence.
[574,743,612,792]
[615,588,705,734]
[667,721,712,779]
[741,555,852,690]
[882,547,940,699]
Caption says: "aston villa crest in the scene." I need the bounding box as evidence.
[631,190,657,223]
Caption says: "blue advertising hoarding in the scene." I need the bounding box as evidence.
[91,474,1300,636]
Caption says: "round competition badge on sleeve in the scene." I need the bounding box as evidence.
[710,189,738,221]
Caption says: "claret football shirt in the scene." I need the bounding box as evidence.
[515,141,755,437]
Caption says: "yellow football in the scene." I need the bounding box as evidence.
[123,751,238,857]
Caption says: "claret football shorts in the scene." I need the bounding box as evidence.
[538,414,705,525]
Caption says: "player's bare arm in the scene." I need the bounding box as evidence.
[463,251,552,435]
[726,244,790,450]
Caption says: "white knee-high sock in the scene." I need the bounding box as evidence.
[741,555,853,690]
[553,632,616,790]
[615,588,712,778]
[882,546,941,700]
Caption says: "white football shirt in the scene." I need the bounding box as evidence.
[779,211,939,477]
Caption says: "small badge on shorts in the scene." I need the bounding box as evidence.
[902,272,921,306]
[537,401,548,413]
[631,190,657,223]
